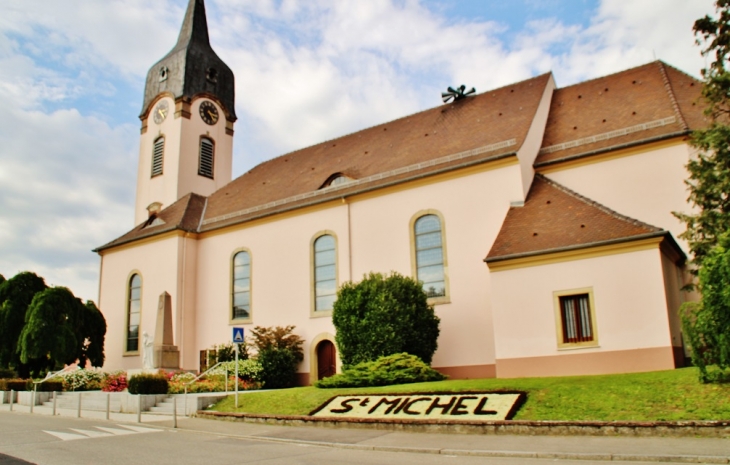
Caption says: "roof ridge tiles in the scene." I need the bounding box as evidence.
[656,61,689,131]
[238,72,553,175]
[535,173,662,232]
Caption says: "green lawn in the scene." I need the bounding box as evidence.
[211,367,730,421]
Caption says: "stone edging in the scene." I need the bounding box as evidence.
[196,410,730,438]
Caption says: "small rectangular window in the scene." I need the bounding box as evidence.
[554,289,598,349]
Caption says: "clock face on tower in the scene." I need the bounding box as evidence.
[199,100,219,125]
[153,100,169,124]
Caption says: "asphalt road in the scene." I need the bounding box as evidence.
[0,411,726,465]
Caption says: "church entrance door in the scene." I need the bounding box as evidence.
[316,340,336,380]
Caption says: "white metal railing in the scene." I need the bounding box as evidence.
[183,361,229,417]
[29,365,80,413]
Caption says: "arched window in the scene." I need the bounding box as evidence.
[414,214,446,298]
[151,136,164,177]
[232,250,251,320]
[127,274,142,352]
[313,234,337,312]
[199,137,214,178]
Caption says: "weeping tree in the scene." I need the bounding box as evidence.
[18,287,106,370]
[0,272,49,377]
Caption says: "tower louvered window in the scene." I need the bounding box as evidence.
[151,137,164,177]
[199,137,214,178]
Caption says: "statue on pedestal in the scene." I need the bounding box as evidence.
[142,331,154,369]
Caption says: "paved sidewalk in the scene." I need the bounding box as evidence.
[2,403,175,424]
[152,416,730,463]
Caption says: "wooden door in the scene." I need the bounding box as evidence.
[316,340,336,380]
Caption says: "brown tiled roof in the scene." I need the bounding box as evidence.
[534,61,706,167]
[199,73,553,229]
[95,193,206,252]
[485,174,668,263]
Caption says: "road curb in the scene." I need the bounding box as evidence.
[196,410,730,438]
[172,421,730,464]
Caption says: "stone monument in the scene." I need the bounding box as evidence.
[153,291,180,369]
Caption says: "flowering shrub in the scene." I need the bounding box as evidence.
[208,359,263,381]
[50,368,104,391]
[168,375,261,394]
[101,371,127,392]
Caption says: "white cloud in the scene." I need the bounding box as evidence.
[0,0,718,305]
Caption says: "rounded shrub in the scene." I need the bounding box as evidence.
[127,373,169,394]
[316,353,446,388]
[332,272,440,367]
[257,348,298,389]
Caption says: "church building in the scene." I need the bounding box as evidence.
[95,0,705,383]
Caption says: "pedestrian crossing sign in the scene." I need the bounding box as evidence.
[232,327,244,343]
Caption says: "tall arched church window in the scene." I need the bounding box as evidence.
[151,137,164,177]
[414,214,447,299]
[199,137,214,178]
[127,274,142,352]
[313,234,337,312]
[232,250,251,320]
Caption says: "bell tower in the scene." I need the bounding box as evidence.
[134,0,236,225]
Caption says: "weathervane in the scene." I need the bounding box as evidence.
[441,84,476,103]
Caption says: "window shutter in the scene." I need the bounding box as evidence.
[151,137,164,176]
[199,138,214,178]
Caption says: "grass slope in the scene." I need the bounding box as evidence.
[212,368,730,421]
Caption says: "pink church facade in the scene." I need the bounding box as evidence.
[96,0,703,383]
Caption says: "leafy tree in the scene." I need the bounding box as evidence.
[332,272,440,367]
[675,2,730,266]
[18,287,107,371]
[681,232,730,381]
[0,272,48,377]
[248,326,304,389]
[249,325,304,362]
[676,2,730,382]
[0,274,5,286]
[79,300,107,368]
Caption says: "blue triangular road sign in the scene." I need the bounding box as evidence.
[232,327,244,343]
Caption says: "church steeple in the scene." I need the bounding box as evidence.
[133,0,235,226]
[140,0,236,123]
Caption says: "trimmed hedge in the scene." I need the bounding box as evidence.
[33,380,64,392]
[127,373,169,394]
[316,353,447,388]
[258,348,299,389]
[0,379,28,391]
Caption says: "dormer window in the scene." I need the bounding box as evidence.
[321,173,353,189]
[206,67,218,83]
[159,66,169,82]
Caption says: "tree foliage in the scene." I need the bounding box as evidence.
[248,326,304,389]
[332,272,440,367]
[0,272,48,377]
[675,1,730,266]
[676,2,730,382]
[0,272,106,377]
[249,325,304,363]
[681,232,730,381]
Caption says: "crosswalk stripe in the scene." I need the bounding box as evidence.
[69,428,113,438]
[94,427,137,436]
[43,431,87,441]
[115,425,162,434]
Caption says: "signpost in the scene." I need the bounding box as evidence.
[232,327,244,408]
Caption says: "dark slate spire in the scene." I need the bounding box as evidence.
[140,0,236,121]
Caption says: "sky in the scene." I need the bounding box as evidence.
[0,0,717,303]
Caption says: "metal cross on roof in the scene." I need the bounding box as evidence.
[442,84,476,103]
